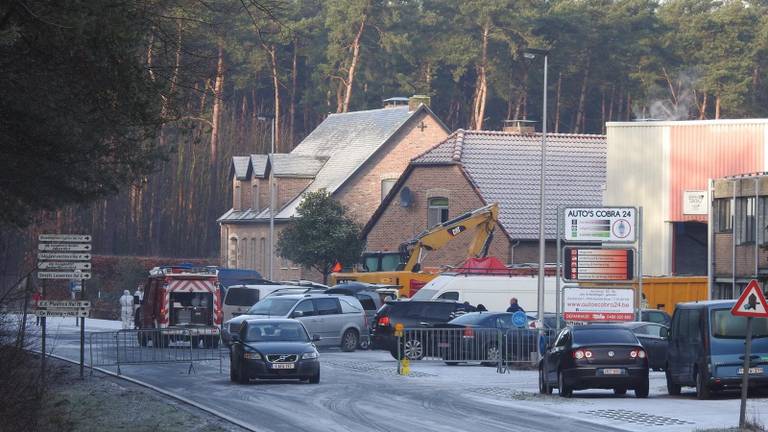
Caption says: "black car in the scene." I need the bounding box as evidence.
[229,319,320,384]
[438,312,539,365]
[372,300,474,359]
[618,321,669,371]
[539,324,650,398]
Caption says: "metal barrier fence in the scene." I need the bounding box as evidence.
[394,327,557,373]
[89,328,224,375]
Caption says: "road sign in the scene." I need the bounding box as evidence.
[563,287,635,322]
[38,261,91,270]
[35,309,89,318]
[512,311,528,328]
[37,271,91,280]
[38,243,91,252]
[731,280,768,318]
[37,252,91,261]
[563,248,634,282]
[564,207,636,243]
[38,300,91,308]
[38,234,92,242]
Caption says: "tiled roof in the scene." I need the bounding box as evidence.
[220,104,446,223]
[231,156,251,180]
[269,154,327,178]
[413,130,607,239]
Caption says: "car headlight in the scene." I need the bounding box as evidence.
[244,352,262,360]
[302,351,319,359]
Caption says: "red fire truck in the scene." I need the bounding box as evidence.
[136,265,222,348]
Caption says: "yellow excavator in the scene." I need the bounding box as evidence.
[330,203,500,297]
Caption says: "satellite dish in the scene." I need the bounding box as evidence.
[400,187,413,208]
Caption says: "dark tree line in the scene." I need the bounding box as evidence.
[2,0,767,261]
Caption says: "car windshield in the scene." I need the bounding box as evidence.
[225,287,259,306]
[244,322,309,342]
[711,309,768,339]
[246,298,297,316]
[448,313,490,325]
[410,288,438,300]
[573,328,637,344]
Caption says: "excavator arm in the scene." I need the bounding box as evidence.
[399,203,500,272]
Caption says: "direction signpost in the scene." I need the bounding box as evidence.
[731,280,768,429]
[36,234,92,378]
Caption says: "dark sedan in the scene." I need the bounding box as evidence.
[229,319,320,384]
[539,325,650,398]
[618,321,669,371]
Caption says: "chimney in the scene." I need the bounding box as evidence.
[383,97,408,109]
[503,119,537,135]
[408,94,431,111]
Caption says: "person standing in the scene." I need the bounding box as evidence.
[506,297,524,313]
[32,289,42,326]
[119,290,134,329]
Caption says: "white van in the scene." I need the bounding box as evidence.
[410,274,558,312]
[222,284,310,322]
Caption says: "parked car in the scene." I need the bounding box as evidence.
[619,321,669,371]
[539,324,650,398]
[437,312,540,365]
[326,282,393,349]
[666,300,768,399]
[222,284,307,323]
[279,280,330,290]
[229,319,320,384]
[641,309,672,326]
[371,300,475,359]
[222,294,367,352]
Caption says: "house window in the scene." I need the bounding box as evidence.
[233,182,242,210]
[260,238,267,274]
[381,179,397,201]
[228,237,237,268]
[252,184,259,211]
[736,197,755,245]
[427,197,449,227]
[714,198,732,233]
[243,237,250,268]
[250,238,257,268]
[759,198,768,246]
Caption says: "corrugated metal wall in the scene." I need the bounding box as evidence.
[605,124,669,275]
[669,123,765,222]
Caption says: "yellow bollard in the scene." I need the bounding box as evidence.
[401,358,410,375]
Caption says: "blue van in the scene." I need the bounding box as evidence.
[666,300,768,399]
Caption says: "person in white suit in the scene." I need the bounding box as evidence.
[120,290,134,329]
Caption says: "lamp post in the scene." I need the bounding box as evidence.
[258,114,276,280]
[524,47,549,330]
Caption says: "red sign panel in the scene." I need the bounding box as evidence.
[563,248,634,282]
[563,312,635,322]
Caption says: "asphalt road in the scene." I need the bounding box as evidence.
[39,323,628,432]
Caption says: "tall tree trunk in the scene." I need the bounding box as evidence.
[210,44,225,165]
[574,55,590,133]
[470,22,490,130]
[263,43,281,152]
[607,84,615,123]
[342,15,367,113]
[289,39,298,150]
[715,93,721,119]
[554,72,562,133]
[698,90,708,120]
[626,92,632,121]
[601,89,606,134]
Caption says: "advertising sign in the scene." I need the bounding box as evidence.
[563,247,634,281]
[564,207,636,243]
[563,287,635,321]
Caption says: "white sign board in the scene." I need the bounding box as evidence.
[564,207,636,243]
[683,191,708,215]
[38,300,91,308]
[38,271,91,280]
[563,287,635,321]
[38,234,92,243]
[38,261,91,270]
[35,309,89,318]
[38,243,92,252]
[37,252,91,261]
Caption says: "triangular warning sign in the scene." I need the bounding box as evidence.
[731,280,768,318]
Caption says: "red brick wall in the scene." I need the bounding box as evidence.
[335,111,448,224]
[714,232,768,278]
[276,178,313,210]
[365,165,512,267]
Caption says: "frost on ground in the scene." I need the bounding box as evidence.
[37,358,245,432]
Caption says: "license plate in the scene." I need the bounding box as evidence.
[601,368,623,375]
[270,363,295,369]
[738,367,763,375]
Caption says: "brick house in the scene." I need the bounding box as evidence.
[363,124,607,269]
[217,96,449,280]
[711,174,768,299]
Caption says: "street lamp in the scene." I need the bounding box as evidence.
[524,47,549,330]
[258,114,276,281]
